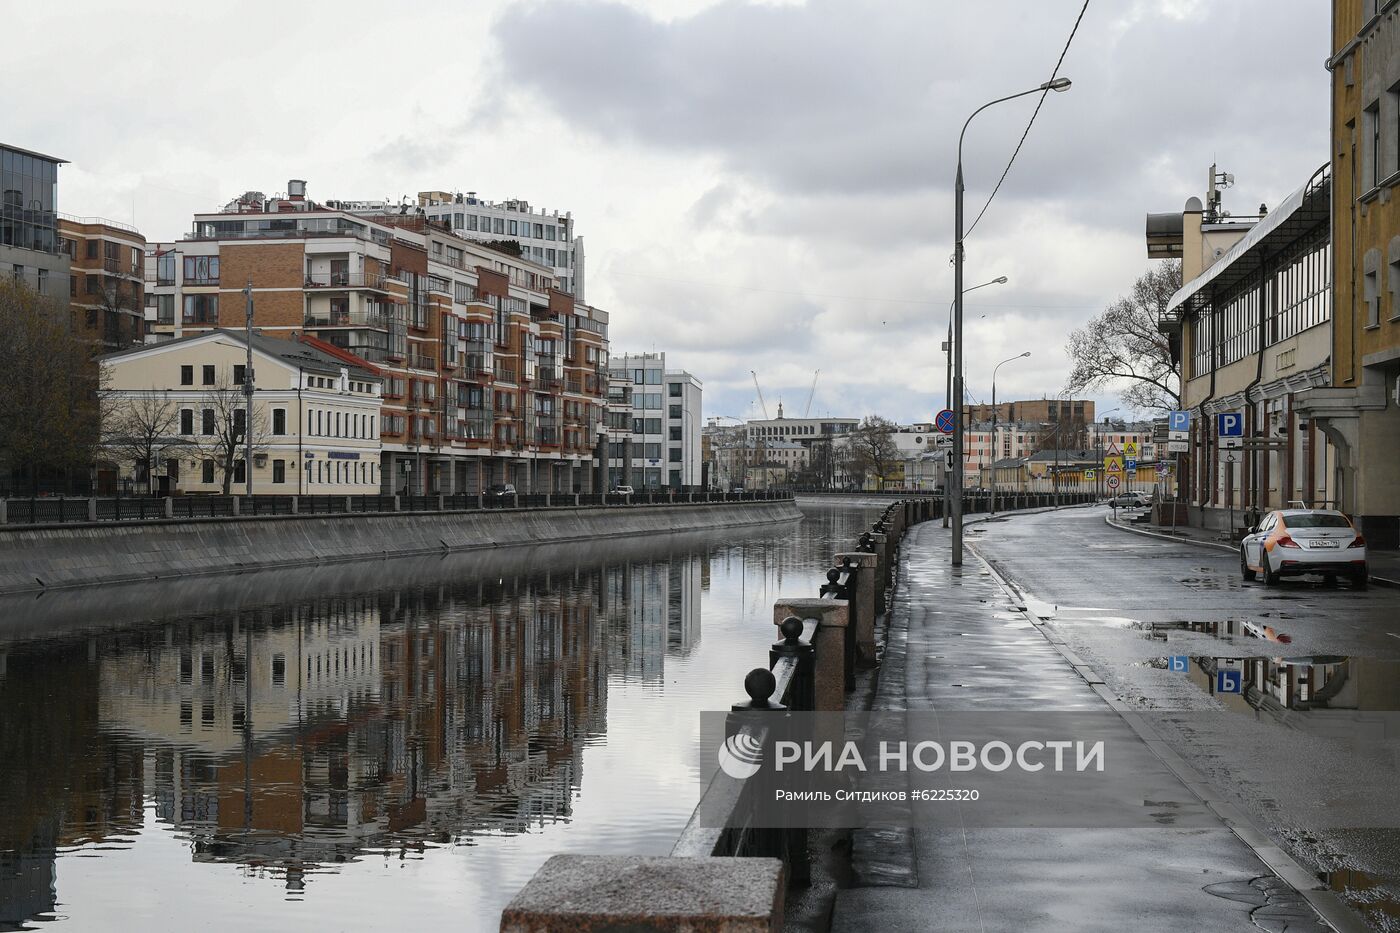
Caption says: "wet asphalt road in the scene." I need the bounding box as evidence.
[970,506,1400,931]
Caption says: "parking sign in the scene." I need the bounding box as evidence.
[1215,669,1243,694]
[1168,411,1190,433]
[1168,656,1189,673]
[1216,412,1244,438]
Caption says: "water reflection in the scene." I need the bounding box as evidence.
[0,502,878,931]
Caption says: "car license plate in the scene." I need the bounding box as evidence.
[1310,539,1339,548]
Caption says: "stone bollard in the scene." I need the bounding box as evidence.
[88,498,98,522]
[436,494,445,511]
[574,493,580,507]
[773,598,849,712]
[500,855,784,933]
[230,497,240,517]
[835,552,878,662]
[164,498,174,519]
[290,496,299,515]
[1,499,8,524]
[868,532,889,615]
[393,495,402,512]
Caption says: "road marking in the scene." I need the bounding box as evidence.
[1389,633,1400,641]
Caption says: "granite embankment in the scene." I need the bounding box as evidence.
[0,500,801,595]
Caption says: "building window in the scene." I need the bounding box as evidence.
[201,459,215,483]
[272,459,286,484]
[182,294,218,324]
[272,408,286,435]
[180,409,194,435]
[233,459,246,484]
[180,364,193,385]
[1365,248,1382,327]
[669,404,682,419]
[1370,102,1383,189]
[669,383,682,397]
[202,364,215,385]
[183,255,219,285]
[201,408,215,435]
[233,364,246,385]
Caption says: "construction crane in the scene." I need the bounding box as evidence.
[803,369,820,418]
[750,371,770,419]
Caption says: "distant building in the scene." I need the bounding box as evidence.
[58,216,146,351]
[963,397,1094,425]
[606,352,702,489]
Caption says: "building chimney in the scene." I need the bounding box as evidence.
[288,179,307,201]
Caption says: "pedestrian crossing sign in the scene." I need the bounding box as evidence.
[1104,455,1123,473]
[1085,469,1096,479]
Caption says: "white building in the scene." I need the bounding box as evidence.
[329,190,584,300]
[606,352,703,489]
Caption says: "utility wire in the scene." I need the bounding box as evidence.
[965,0,1091,238]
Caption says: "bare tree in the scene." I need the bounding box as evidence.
[845,416,900,489]
[195,376,267,494]
[1065,261,1182,412]
[0,278,102,494]
[101,391,189,494]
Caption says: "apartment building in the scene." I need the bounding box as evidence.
[58,216,146,350]
[605,352,703,489]
[1,143,70,303]
[1292,1,1400,546]
[1154,163,1335,531]
[963,397,1095,425]
[144,181,610,495]
[322,190,585,301]
[99,329,384,494]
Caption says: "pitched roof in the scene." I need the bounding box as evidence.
[99,329,381,380]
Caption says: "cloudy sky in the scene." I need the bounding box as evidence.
[6,0,1328,423]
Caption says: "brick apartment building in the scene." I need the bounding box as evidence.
[58,216,146,351]
[144,181,609,495]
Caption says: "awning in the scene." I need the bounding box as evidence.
[1162,162,1331,325]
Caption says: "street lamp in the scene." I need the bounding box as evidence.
[943,275,1007,528]
[951,76,1071,566]
[989,352,1031,515]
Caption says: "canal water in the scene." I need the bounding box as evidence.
[0,500,882,932]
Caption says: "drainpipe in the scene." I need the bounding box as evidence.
[1241,252,1271,517]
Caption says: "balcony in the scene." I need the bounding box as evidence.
[494,364,517,384]
[305,272,389,290]
[408,351,437,371]
[304,306,393,329]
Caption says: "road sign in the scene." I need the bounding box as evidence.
[1167,440,1189,453]
[1085,469,1096,479]
[1168,410,1190,433]
[1156,462,1170,475]
[1123,442,1139,459]
[1106,442,1122,457]
[1220,436,1243,449]
[943,450,954,470]
[1104,455,1123,473]
[1168,656,1189,673]
[934,409,956,434]
[1106,475,1121,490]
[932,434,953,448]
[1217,412,1244,438]
[1215,668,1243,694]
[1125,459,1138,472]
[1222,450,1240,464]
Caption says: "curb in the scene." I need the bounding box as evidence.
[968,543,1371,933]
[1103,513,1400,588]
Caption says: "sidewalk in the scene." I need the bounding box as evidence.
[828,520,1335,933]
[1103,507,1400,586]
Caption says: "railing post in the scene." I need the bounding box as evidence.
[773,598,848,712]
[290,495,299,515]
[835,552,878,662]
[230,496,240,517]
[574,493,580,507]
[437,493,445,511]
[348,495,355,513]
[163,497,174,519]
[393,495,402,512]
[87,498,97,522]
[0,499,6,524]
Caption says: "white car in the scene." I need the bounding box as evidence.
[1106,491,1150,509]
[611,485,635,495]
[1240,508,1368,588]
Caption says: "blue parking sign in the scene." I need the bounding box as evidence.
[1216,412,1244,437]
[1168,656,1189,673]
[1215,669,1243,694]
[1125,459,1137,471]
[1168,410,1190,433]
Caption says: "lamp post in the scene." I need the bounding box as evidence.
[943,276,1007,528]
[989,352,1031,515]
[951,77,1071,566]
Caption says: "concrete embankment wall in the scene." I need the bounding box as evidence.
[0,501,801,596]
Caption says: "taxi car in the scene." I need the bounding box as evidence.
[1240,508,1367,589]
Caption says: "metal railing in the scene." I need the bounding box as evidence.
[0,489,795,527]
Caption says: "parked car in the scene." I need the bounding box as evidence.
[1240,508,1367,588]
[1105,491,1150,509]
[486,483,516,498]
[611,485,635,495]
